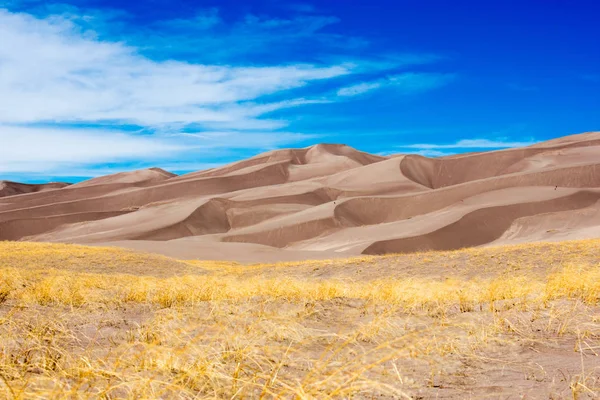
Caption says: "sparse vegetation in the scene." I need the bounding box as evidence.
[0,240,599,398]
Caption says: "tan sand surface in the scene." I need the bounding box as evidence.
[2,132,600,261]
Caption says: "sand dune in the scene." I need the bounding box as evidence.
[0,181,69,198]
[2,134,600,261]
[70,167,175,188]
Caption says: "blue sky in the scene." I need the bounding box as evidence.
[1,0,599,182]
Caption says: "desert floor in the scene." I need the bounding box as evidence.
[1,239,599,399]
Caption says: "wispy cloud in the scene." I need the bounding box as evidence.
[337,82,382,97]
[8,163,227,180]
[0,8,347,174]
[337,73,455,97]
[397,138,537,154]
[174,130,320,149]
[0,125,184,173]
[390,138,538,158]
[0,10,348,126]
[0,5,452,179]
[128,9,357,64]
[0,124,323,175]
[411,150,452,157]
[401,138,536,149]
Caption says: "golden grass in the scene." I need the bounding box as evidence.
[0,240,599,398]
[2,265,598,311]
[0,242,200,276]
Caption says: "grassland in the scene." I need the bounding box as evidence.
[0,240,599,399]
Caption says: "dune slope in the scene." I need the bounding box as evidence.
[0,181,70,198]
[2,134,600,261]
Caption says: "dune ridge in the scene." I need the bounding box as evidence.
[1,134,600,262]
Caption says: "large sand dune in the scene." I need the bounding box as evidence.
[2,131,600,261]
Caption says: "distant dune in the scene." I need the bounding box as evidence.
[0,181,70,198]
[2,132,600,261]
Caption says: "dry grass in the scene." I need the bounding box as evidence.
[1,240,599,398]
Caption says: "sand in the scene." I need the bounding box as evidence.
[1,132,600,261]
[0,181,70,198]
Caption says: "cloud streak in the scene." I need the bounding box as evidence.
[0,5,452,179]
[400,138,537,150]
[0,8,349,175]
[337,73,455,97]
[0,9,350,127]
[0,125,185,173]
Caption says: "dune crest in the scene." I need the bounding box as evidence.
[2,133,600,262]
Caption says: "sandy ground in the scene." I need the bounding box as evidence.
[1,240,599,398]
[1,131,600,261]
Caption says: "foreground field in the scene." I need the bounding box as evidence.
[1,241,599,398]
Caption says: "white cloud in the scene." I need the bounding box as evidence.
[0,9,349,127]
[0,123,326,174]
[0,125,186,173]
[401,138,536,150]
[0,8,352,176]
[336,72,454,97]
[411,150,452,157]
[0,7,451,178]
[176,130,319,149]
[388,73,455,92]
[337,82,382,97]
[14,162,227,178]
